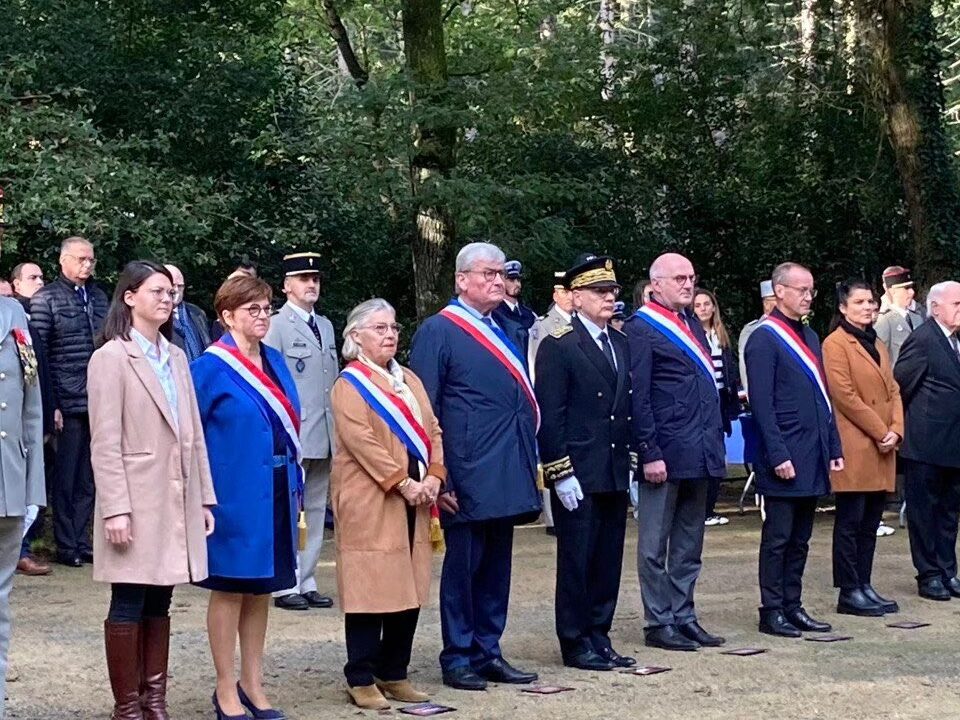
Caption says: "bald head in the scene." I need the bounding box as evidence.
[164,264,186,306]
[649,253,697,310]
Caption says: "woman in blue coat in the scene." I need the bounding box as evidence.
[191,275,301,720]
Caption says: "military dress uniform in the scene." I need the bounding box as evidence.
[492,261,537,357]
[265,252,338,610]
[874,267,924,365]
[535,256,635,671]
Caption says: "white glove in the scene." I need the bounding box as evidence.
[629,472,639,519]
[555,476,584,511]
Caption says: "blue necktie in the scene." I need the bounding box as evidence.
[75,286,87,306]
[175,308,203,362]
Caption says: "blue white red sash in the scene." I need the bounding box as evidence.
[339,361,432,466]
[205,339,303,462]
[759,315,832,414]
[635,302,718,393]
[439,299,541,429]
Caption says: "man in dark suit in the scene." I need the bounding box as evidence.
[492,260,537,357]
[745,261,843,637]
[626,252,726,651]
[894,280,960,601]
[535,254,634,672]
[410,242,542,691]
[164,264,212,362]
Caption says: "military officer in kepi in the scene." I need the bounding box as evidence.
[535,254,636,672]
[265,252,338,611]
[492,261,537,357]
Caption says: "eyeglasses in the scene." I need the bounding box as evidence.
[361,323,403,336]
[63,254,97,267]
[781,284,818,299]
[464,268,506,283]
[237,304,272,318]
[146,287,177,301]
[582,287,621,298]
[656,274,698,287]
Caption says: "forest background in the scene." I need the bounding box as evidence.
[5,0,960,334]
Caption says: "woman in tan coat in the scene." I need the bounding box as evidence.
[331,298,445,711]
[823,279,903,619]
[88,261,216,720]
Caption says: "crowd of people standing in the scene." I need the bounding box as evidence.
[0,236,956,719]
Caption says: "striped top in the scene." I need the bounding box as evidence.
[704,329,725,390]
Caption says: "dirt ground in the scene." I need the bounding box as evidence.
[7,494,959,720]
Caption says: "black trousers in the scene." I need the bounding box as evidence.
[832,491,885,589]
[53,413,95,557]
[552,490,627,659]
[904,459,960,582]
[344,608,420,687]
[107,583,174,623]
[705,477,721,517]
[759,496,817,612]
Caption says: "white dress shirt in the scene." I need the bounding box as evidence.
[131,328,179,426]
[578,314,617,370]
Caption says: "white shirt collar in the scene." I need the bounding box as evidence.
[578,313,608,341]
[287,302,315,324]
[554,306,571,323]
[131,328,170,363]
[457,297,494,321]
[503,299,518,312]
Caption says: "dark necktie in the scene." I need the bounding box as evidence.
[598,332,616,370]
[174,308,204,362]
[307,315,323,349]
[906,313,915,331]
[951,333,960,359]
[75,286,87,306]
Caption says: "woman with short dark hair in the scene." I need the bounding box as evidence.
[89,260,216,720]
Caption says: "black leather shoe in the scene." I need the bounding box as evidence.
[677,621,725,647]
[442,666,487,691]
[758,609,801,638]
[944,577,960,598]
[837,588,885,617]
[918,577,951,601]
[476,658,538,684]
[785,608,832,632]
[79,550,94,564]
[596,646,636,667]
[273,593,309,611]
[302,591,334,608]
[563,650,615,671]
[861,585,898,614]
[56,553,82,568]
[644,625,699,651]
[545,527,557,537]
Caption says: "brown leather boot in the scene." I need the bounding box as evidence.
[140,617,170,720]
[346,684,390,710]
[375,678,430,702]
[104,621,145,720]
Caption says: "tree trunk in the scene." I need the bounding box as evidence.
[799,0,818,74]
[402,0,457,319]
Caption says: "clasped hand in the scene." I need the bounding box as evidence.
[399,475,442,507]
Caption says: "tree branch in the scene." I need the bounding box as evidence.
[321,0,369,88]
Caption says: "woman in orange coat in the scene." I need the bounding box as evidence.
[823,279,904,618]
[330,298,445,711]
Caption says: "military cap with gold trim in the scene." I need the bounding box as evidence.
[282,252,323,277]
[564,253,620,291]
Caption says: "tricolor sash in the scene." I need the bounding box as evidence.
[759,315,832,414]
[439,299,541,429]
[635,302,718,393]
[339,361,432,466]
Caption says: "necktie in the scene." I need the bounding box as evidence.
[307,315,323,349]
[951,333,960,359]
[481,316,494,328]
[174,308,204,362]
[906,313,915,331]
[75,286,87,306]
[598,332,616,370]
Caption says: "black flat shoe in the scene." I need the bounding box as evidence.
[861,585,898,614]
[644,625,699,651]
[677,621,725,647]
[837,588,885,617]
[442,666,487,691]
[79,550,94,564]
[563,650,615,671]
[944,577,960,598]
[272,594,309,611]
[785,608,832,632]
[301,591,333,608]
[918,577,950,601]
[596,646,636,667]
[476,658,538,684]
[56,553,82,568]
[758,609,801,638]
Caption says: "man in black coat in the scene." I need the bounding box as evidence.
[30,237,109,567]
[492,260,537,357]
[626,252,726,651]
[164,264,212,362]
[535,254,634,672]
[894,280,960,601]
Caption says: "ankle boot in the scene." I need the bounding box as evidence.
[347,684,390,710]
[140,617,171,720]
[375,678,430,702]
[862,584,899,614]
[837,588,885,617]
[105,621,145,720]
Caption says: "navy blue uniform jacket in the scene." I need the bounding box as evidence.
[625,304,726,481]
[744,310,842,497]
[409,309,542,527]
[492,301,537,359]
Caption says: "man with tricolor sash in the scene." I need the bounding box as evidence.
[626,252,727,652]
[535,254,635,672]
[409,242,541,691]
[745,261,843,638]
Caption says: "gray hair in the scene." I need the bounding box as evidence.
[927,281,960,315]
[60,236,92,255]
[455,242,505,274]
[341,298,396,361]
[771,261,809,288]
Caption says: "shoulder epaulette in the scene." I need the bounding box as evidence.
[551,325,574,339]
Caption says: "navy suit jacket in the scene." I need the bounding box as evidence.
[409,306,542,527]
[744,310,842,497]
[625,303,726,481]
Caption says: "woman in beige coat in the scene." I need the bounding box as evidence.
[88,261,216,720]
[823,279,904,619]
[331,298,445,711]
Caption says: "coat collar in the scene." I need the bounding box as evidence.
[118,337,181,435]
[837,327,886,384]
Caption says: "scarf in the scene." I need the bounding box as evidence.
[840,319,880,366]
